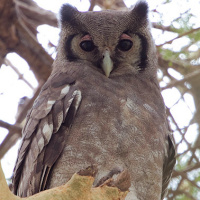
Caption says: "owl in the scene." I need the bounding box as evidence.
[12,2,175,200]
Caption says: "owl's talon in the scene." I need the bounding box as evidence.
[97,169,131,192]
[96,167,125,186]
[106,170,131,192]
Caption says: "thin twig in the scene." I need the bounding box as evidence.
[161,68,200,90]
[4,58,34,90]
[157,27,200,48]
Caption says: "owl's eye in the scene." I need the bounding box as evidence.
[80,40,95,52]
[117,39,133,51]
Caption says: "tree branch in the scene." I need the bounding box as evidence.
[0,163,129,200]
[0,120,22,133]
[14,0,58,28]
[0,84,43,159]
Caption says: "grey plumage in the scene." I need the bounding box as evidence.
[13,2,176,200]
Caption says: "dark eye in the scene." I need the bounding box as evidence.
[117,39,133,51]
[80,40,95,52]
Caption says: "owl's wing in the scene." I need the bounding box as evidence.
[161,134,176,199]
[12,72,82,197]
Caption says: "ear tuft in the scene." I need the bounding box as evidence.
[132,1,148,21]
[60,4,79,24]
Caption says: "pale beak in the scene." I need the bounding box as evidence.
[102,49,113,77]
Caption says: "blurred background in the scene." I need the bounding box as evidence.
[0,0,200,199]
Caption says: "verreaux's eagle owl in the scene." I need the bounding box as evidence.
[13,2,176,200]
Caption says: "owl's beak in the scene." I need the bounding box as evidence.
[102,49,113,77]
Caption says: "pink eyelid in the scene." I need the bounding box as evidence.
[81,34,92,41]
[120,33,132,40]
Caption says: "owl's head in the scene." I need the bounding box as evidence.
[55,1,157,78]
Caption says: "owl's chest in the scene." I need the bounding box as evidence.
[69,86,165,157]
